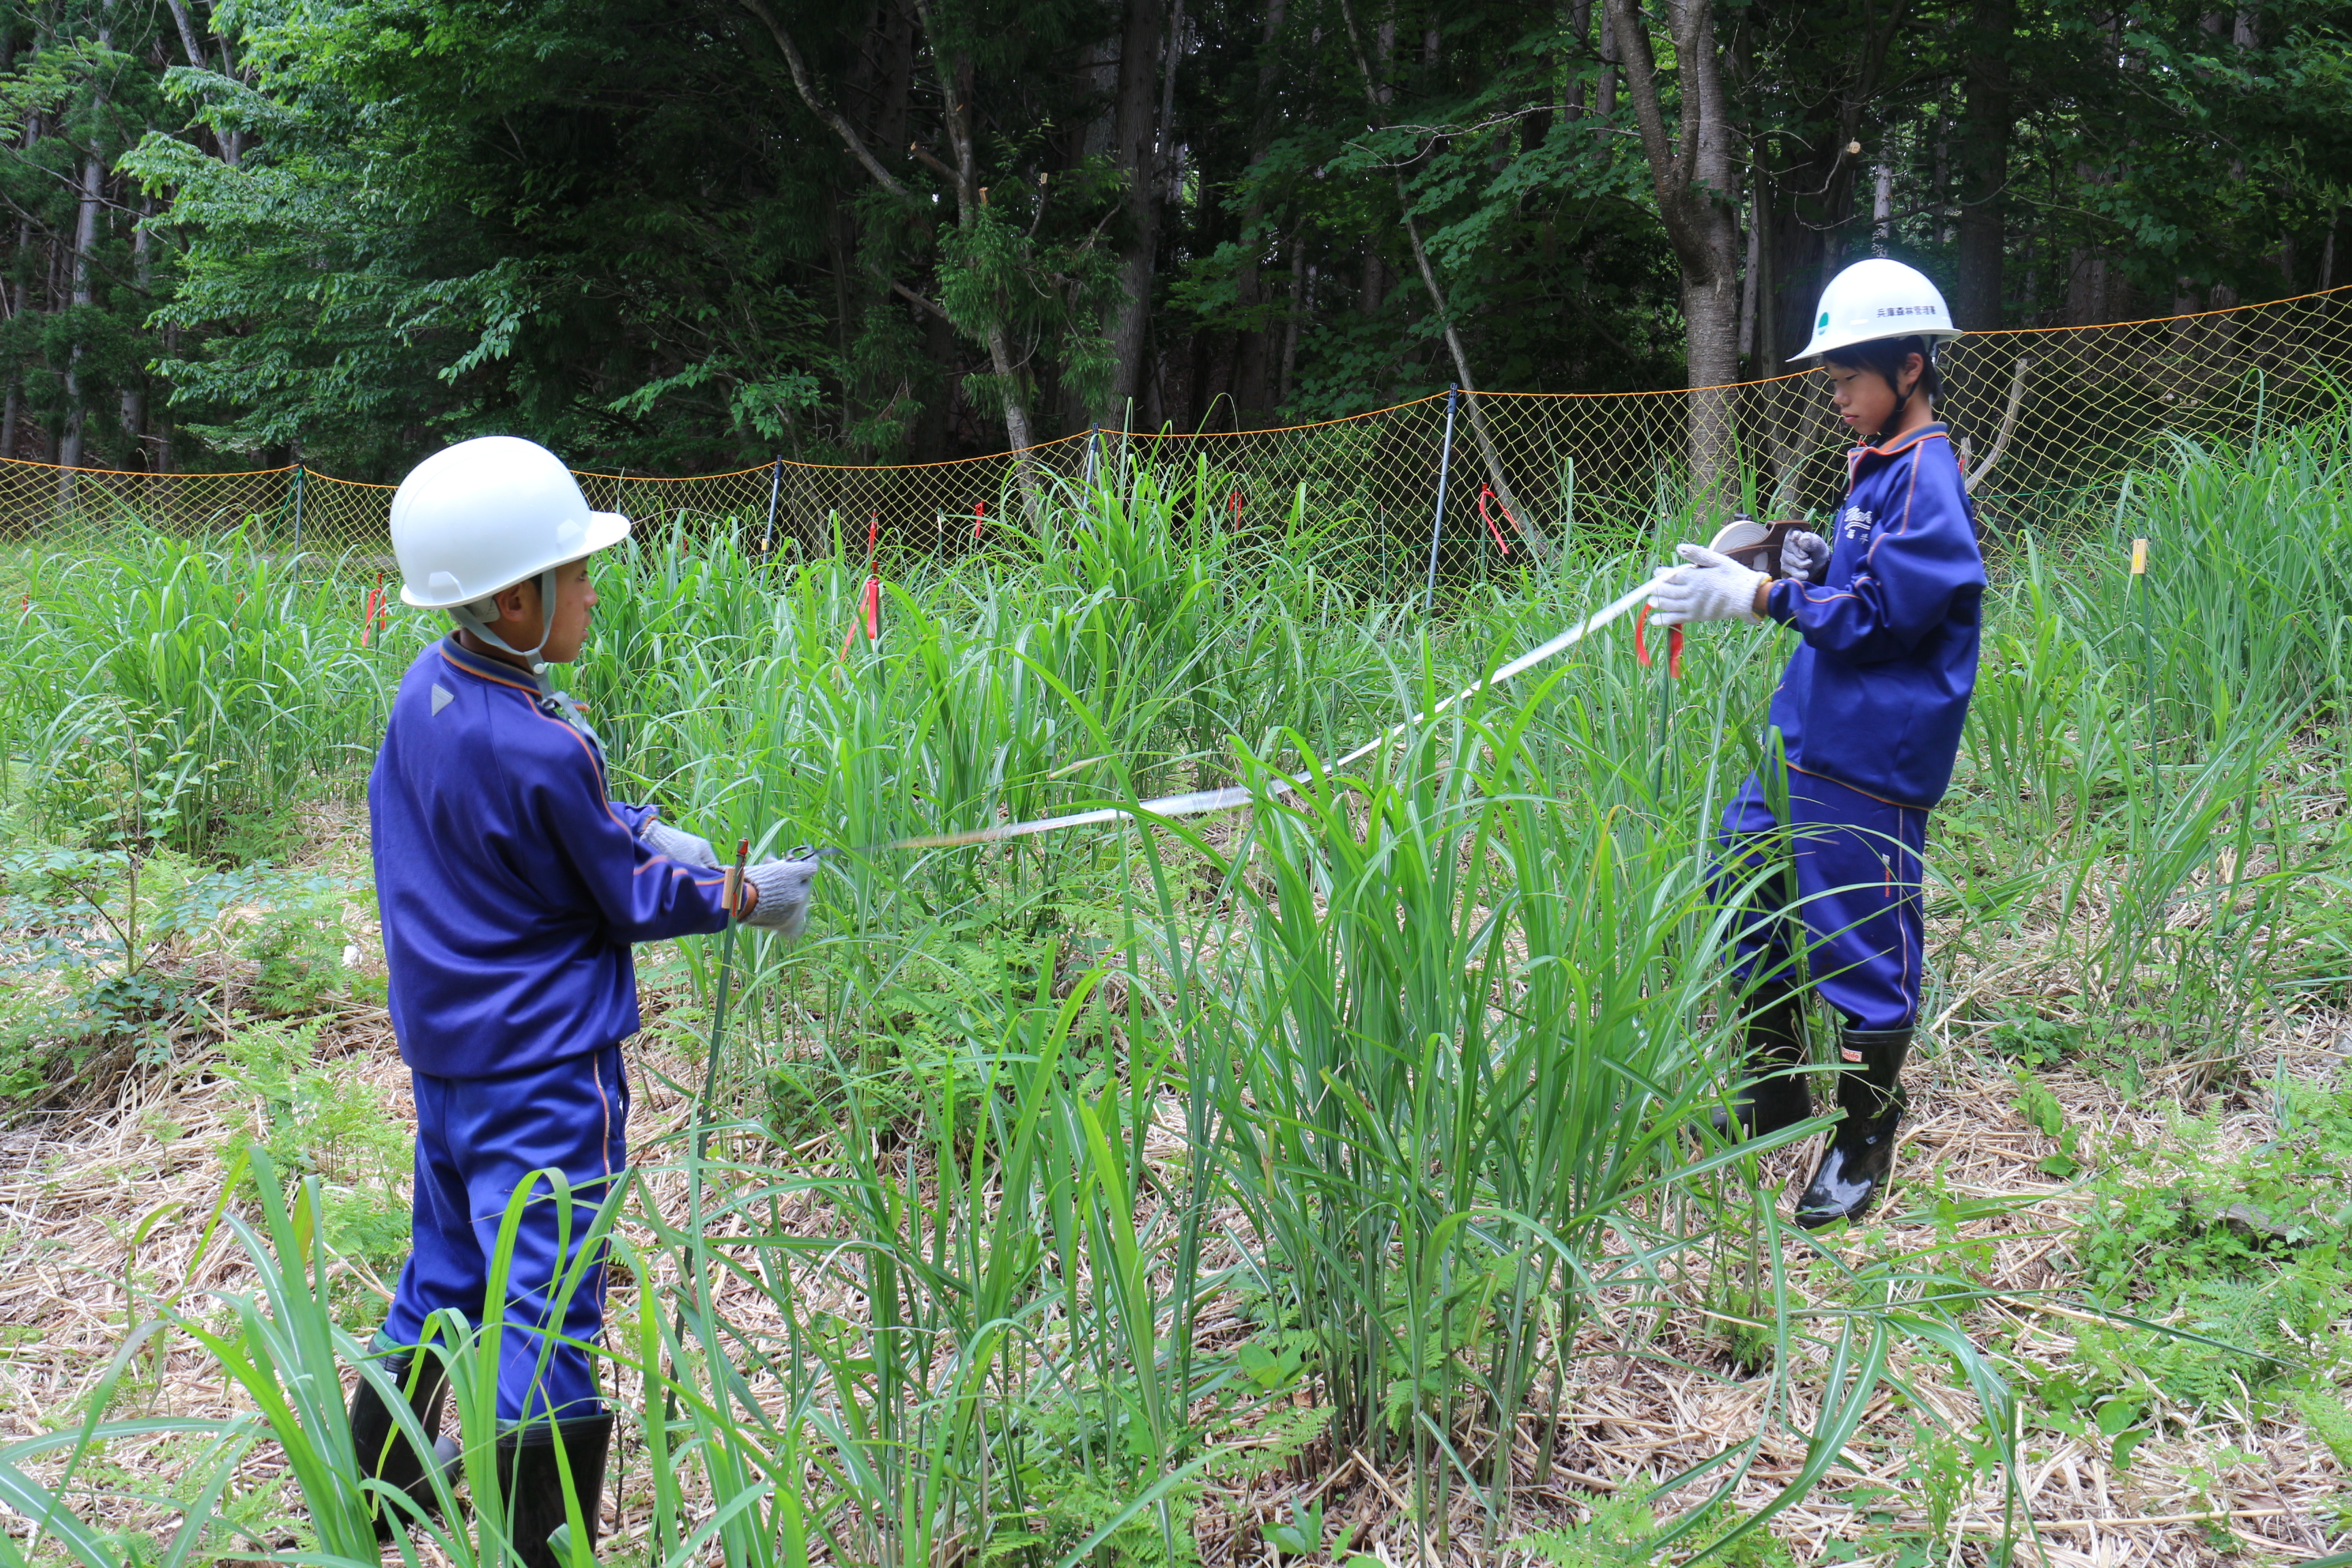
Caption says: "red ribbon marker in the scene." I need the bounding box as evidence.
[971,500,986,542]
[1633,604,1683,679]
[1228,489,1243,525]
[840,510,885,660]
[862,512,881,638]
[1475,484,1514,556]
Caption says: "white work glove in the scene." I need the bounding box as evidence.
[740,854,824,939]
[1779,530,1832,583]
[1649,543,1768,627]
[640,819,720,868]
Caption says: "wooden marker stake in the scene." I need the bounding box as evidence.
[723,838,749,917]
[2132,537,2159,802]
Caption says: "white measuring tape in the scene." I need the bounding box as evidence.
[880,572,1664,851]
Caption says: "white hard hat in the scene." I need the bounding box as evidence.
[391,436,630,610]
[1791,259,1963,361]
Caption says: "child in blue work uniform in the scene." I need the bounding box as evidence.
[352,437,819,1559]
[1651,259,1984,1228]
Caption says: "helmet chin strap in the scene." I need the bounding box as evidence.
[447,567,560,675]
[1876,342,1935,440]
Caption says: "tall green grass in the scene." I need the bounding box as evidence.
[4,423,2351,1563]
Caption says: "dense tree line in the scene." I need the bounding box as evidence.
[0,0,2343,479]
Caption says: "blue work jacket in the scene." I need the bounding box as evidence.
[369,636,734,1078]
[1761,423,1985,808]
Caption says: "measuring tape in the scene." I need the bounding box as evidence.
[863,574,1654,851]
[830,518,1807,855]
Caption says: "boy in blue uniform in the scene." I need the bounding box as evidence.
[1651,260,1985,1228]
[353,437,819,1559]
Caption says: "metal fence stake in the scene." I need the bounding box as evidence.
[762,455,783,554]
[1424,385,1460,615]
[290,463,306,552]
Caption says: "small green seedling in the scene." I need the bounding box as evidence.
[1264,1497,1349,1559]
[2097,1397,2149,1471]
[2012,1070,2082,1177]
[1237,1337,1306,1392]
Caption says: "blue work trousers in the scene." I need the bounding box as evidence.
[1714,768,1928,1033]
[382,1043,627,1423]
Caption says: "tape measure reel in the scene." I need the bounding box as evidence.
[1710,514,1812,578]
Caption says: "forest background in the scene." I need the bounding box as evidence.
[0,0,2347,484]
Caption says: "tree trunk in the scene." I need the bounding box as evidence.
[59,137,102,478]
[1757,1,1908,366]
[1225,0,1290,423]
[749,0,1041,458]
[1335,0,1552,560]
[60,0,110,498]
[1100,0,1170,423]
[1597,1,1617,118]
[1738,184,1760,361]
[1278,243,1307,407]
[1563,0,1591,118]
[1951,0,2013,329]
[119,194,152,466]
[161,0,206,67]
[1608,0,1742,502]
[907,1,1036,458]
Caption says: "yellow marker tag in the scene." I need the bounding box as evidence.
[2131,537,2149,576]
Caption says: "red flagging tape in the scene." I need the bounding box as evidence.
[972,500,986,542]
[1476,485,1514,555]
[1633,604,1683,679]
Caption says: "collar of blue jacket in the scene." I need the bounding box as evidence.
[437,634,607,749]
[368,634,735,1079]
[1848,420,1950,467]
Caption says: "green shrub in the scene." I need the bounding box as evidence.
[2066,1085,2351,1406]
[242,897,353,1015]
[220,1017,410,1271]
[1516,1497,1656,1566]
[2289,1385,2352,1469]
[1986,1008,2085,1069]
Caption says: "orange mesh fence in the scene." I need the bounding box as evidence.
[4,286,2347,583]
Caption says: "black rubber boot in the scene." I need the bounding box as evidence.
[347,1349,461,1541]
[1795,1028,1912,1228]
[1710,984,1812,1140]
[495,1414,612,1568]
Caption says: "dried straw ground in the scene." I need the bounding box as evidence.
[2,802,2349,1568]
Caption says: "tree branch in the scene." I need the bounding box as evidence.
[737,0,911,200]
[906,139,956,182]
[874,270,951,324]
[909,0,978,214]
[1605,0,1682,223]
[159,0,207,69]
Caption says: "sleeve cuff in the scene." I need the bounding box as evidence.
[1765,578,1800,625]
